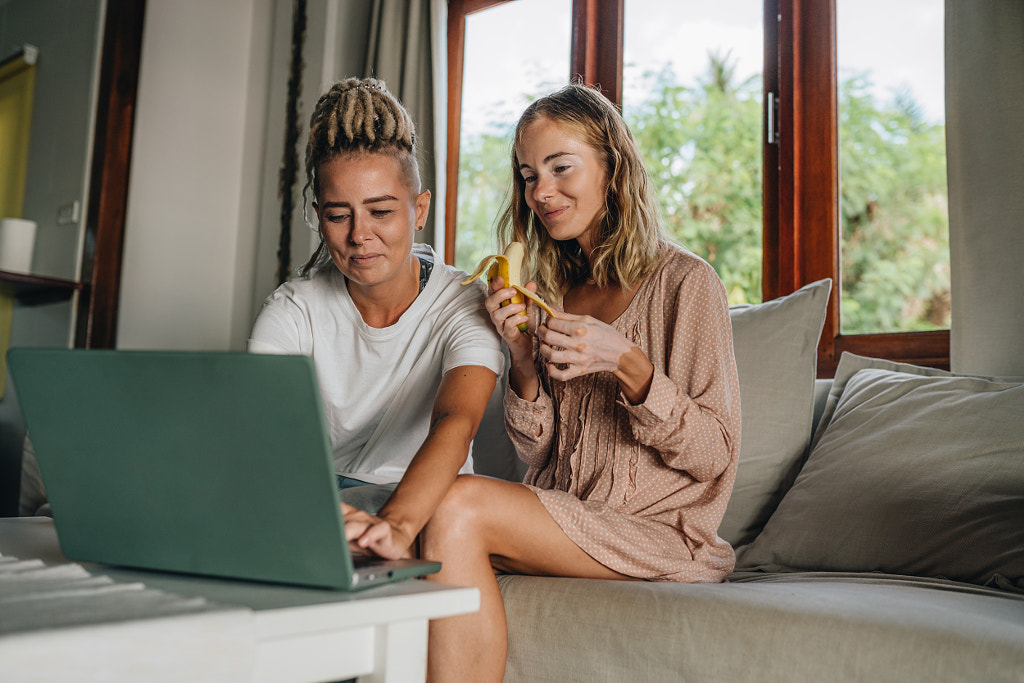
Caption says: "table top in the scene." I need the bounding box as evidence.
[1,516,479,683]
[0,516,478,633]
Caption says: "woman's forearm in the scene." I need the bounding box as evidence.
[378,413,474,541]
[378,365,496,544]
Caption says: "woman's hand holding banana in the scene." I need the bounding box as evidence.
[463,242,555,399]
[461,242,556,329]
[484,276,540,362]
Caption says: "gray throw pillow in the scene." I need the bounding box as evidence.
[808,351,955,453]
[717,278,831,547]
[736,358,1024,589]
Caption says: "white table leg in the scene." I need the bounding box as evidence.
[360,619,428,683]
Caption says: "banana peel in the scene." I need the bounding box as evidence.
[460,241,556,330]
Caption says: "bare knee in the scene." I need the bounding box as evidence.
[421,474,491,558]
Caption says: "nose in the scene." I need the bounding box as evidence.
[349,215,373,246]
[531,174,554,204]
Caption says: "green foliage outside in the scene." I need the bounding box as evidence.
[838,75,950,333]
[454,119,516,269]
[628,56,764,305]
[454,55,950,333]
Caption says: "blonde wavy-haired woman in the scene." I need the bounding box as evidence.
[422,83,742,681]
[249,78,503,559]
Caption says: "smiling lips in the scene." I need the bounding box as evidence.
[541,205,568,222]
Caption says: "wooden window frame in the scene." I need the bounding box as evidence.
[766,0,949,375]
[446,0,950,376]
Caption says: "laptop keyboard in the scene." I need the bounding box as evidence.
[351,554,393,569]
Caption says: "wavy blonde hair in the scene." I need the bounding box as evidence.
[497,83,665,304]
[300,78,420,275]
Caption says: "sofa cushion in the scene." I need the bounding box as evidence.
[498,573,1024,683]
[717,278,831,547]
[735,352,1024,589]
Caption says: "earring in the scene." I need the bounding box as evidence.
[415,225,423,231]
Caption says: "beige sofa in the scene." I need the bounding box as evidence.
[473,279,1024,682]
[17,278,1024,681]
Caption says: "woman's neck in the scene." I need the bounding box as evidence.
[346,255,421,328]
[576,234,594,262]
[563,278,636,325]
[564,238,638,323]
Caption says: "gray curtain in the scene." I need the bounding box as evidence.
[945,0,1024,377]
[363,0,441,248]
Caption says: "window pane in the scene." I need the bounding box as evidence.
[837,0,949,334]
[622,1,764,304]
[455,0,571,273]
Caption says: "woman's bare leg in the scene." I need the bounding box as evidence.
[420,475,630,683]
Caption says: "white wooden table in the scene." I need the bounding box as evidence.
[0,517,478,682]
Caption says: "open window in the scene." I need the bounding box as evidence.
[447,0,950,375]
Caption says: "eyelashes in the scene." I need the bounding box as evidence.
[521,163,573,185]
[325,209,394,222]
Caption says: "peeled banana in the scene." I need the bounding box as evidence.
[461,241,556,330]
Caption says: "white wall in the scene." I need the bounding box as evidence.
[7,0,442,361]
[116,0,378,351]
[117,0,273,350]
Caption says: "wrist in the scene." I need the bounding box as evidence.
[508,353,540,401]
[508,343,535,370]
[376,505,418,544]
[613,346,654,404]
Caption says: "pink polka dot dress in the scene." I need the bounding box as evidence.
[504,244,742,582]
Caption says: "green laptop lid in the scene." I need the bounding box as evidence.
[7,348,357,590]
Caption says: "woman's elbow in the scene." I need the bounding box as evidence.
[660,446,733,482]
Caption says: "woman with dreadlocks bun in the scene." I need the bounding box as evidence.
[249,78,503,559]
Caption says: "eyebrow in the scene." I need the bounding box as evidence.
[518,152,574,171]
[363,194,399,204]
[319,195,399,209]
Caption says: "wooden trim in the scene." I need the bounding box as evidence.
[454,0,509,13]
[76,0,146,349]
[570,0,623,106]
[774,0,841,368]
[570,0,593,87]
[822,330,951,376]
[792,0,840,367]
[444,2,466,266]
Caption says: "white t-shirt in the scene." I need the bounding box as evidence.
[248,244,504,483]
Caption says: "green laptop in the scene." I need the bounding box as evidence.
[6,348,440,590]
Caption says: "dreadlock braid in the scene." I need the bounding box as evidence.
[300,78,421,275]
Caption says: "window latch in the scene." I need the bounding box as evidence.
[767,91,779,144]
